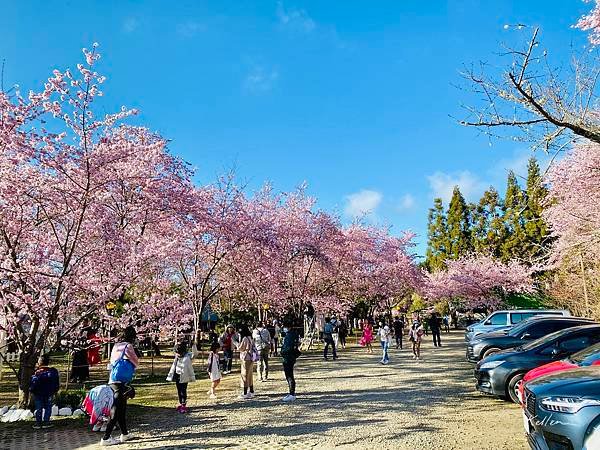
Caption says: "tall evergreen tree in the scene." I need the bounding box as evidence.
[501,171,527,262]
[523,157,550,262]
[472,187,505,257]
[425,198,449,272]
[447,186,473,259]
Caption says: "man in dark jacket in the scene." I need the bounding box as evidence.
[393,316,404,349]
[428,312,442,347]
[280,320,300,402]
[30,354,60,429]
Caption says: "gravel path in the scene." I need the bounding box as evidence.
[1,331,527,449]
[78,330,528,449]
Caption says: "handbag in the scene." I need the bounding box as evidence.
[110,344,135,383]
[250,343,260,362]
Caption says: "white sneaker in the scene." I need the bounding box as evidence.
[247,392,255,399]
[100,437,120,446]
[120,433,132,443]
[383,360,389,365]
[282,394,296,402]
[209,393,217,399]
[238,393,250,400]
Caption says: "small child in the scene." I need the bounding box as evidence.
[166,341,197,413]
[30,354,60,430]
[207,342,221,399]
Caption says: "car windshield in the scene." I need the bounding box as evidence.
[516,327,573,351]
[569,342,600,365]
[507,319,538,337]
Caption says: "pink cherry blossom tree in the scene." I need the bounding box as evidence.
[0,46,192,405]
[424,254,536,310]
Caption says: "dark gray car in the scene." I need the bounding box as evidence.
[523,366,600,450]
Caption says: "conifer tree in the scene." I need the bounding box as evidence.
[472,187,505,257]
[501,171,527,262]
[447,186,472,259]
[523,157,550,262]
[425,198,449,272]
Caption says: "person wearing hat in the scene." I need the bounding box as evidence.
[219,325,239,375]
[377,323,392,364]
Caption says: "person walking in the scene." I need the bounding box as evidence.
[377,325,392,364]
[429,312,442,347]
[237,325,256,399]
[392,316,404,349]
[219,325,237,375]
[252,322,272,381]
[101,326,139,446]
[207,342,221,399]
[443,315,450,333]
[409,320,424,360]
[280,320,301,402]
[360,321,374,353]
[323,317,337,360]
[166,341,197,413]
[30,354,60,430]
[338,320,348,349]
[331,316,340,350]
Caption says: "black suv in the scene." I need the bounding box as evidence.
[474,324,600,403]
[466,316,594,363]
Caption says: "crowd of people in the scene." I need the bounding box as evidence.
[27,311,449,446]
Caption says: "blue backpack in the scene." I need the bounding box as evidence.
[110,344,135,383]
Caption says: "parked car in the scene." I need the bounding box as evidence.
[518,341,600,406]
[474,324,600,403]
[523,366,600,450]
[466,316,594,363]
[465,309,570,342]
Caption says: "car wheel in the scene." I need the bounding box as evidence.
[507,373,524,404]
[482,347,501,359]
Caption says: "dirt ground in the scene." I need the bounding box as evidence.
[1,331,528,449]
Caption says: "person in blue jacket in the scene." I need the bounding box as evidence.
[30,354,60,429]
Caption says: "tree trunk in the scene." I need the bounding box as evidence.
[18,351,39,408]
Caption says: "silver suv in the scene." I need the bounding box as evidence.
[465,309,570,341]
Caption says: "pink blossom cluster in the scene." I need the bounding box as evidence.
[575,0,600,45]
[544,141,600,263]
[424,255,536,309]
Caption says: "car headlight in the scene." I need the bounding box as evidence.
[541,397,600,414]
[480,360,504,370]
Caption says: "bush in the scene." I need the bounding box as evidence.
[55,388,86,409]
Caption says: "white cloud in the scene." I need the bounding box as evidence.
[492,148,553,182]
[344,190,383,219]
[243,65,279,93]
[176,21,206,38]
[122,18,139,33]
[427,171,486,203]
[398,194,415,211]
[277,1,316,33]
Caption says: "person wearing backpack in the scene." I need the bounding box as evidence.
[166,341,198,413]
[30,354,60,430]
[323,317,337,360]
[101,326,139,446]
[252,322,272,382]
[280,320,300,402]
[219,324,238,375]
[237,324,257,400]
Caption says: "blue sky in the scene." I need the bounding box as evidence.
[1,1,590,257]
